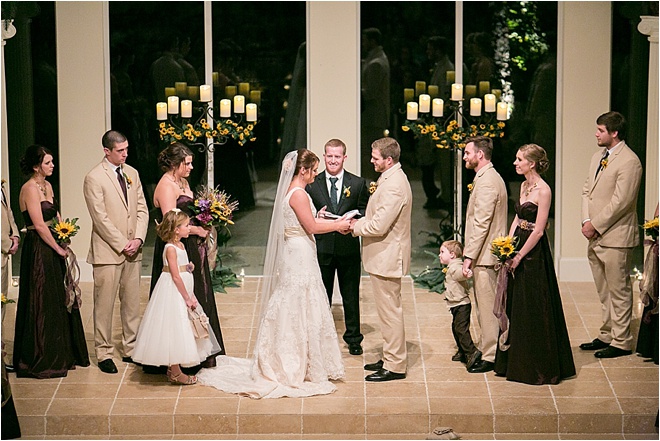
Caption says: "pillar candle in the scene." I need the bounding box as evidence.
[156,102,167,120]
[250,90,262,106]
[167,96,179,114]
[233,95,245,113]
[200,85,212,102]
[213,72,219,87]
[497,102,508,121]
[470,98,482,116]
[446,71,455,84]
[451,84,463,101]
[246,103,257,122]
[465,85,477,99]
[432,98,444,117]
[415,81,426,96]
[225,85,237,99]
[220,99,231,118]
[406,102,418,120]
[478,81,490,97]
[419,94,431,113]
[404,88,414,104]
[427,85,439,98]
[484,94,496,112]
[187,86,199,101]
[239,82,250,96]
[165,87,176,98]
[181,100,192,118]
[175,82,188,98]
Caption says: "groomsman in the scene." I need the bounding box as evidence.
[580,111,642,358]
[461,136,508,373]
[307,139,368,355]
[351,137,412,382]
[2,179,19,371]
[83,130,149,374]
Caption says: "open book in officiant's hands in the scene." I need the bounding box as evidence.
[321,209,361,220]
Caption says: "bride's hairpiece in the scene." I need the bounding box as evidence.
[283,157,294,172]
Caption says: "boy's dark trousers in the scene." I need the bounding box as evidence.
[451,303,477,357]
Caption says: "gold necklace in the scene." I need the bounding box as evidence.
[169,173,185,191]
[523,180,538,197]
[34,178,47,198]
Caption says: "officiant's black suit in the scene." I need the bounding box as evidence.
[306,170,369,345]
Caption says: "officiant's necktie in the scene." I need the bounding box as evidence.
[329,177,338,211]
[116,167,128,202]
[595,151,609,179]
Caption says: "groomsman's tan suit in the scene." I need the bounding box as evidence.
[1,180,19,296]
[463,162,508,364]
[353,161,412,374]
[83,139,148,364]
[581,141,642,351]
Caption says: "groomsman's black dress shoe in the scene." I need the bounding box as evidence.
[98,359,118,374]
[467,360,494,373]
[466,350,482,370]
[579,338,610,351]
[122,356,141,366]
[348,343,363,355]
[4,364,15,373]
[364,360,384,371]
[594,346,632,359]
[365,368,406,382]
[451,351,466,362]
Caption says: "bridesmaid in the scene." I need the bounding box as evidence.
[13,145,90,378]
[148,142,225,371]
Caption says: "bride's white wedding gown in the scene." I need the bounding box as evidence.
[196,187,345,398]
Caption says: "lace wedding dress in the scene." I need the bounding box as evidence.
[196,186,344,398]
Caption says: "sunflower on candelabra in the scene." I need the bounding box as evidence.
[402,119,505,150]
[159,118,257,147]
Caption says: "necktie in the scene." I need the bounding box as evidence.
[116,167,128,201]
[595,151,609,178]
[329,177,338,211]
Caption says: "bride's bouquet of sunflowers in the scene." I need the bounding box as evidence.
[490,235,519,264]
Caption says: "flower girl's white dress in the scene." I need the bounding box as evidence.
[133,243,221,367]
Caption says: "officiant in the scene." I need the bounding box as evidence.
[306,139,368,356]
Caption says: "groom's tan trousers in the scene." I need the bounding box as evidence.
[472,266,498,363]
[371,274,407,373]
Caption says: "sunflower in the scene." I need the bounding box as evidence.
[50,218,80,243]
[499,244,515,257]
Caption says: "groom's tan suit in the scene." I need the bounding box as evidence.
[353,162,412,373]
[581,141,642,351]
[83,159,148,362]
[463,162,507,363]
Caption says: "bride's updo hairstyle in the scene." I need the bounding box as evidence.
[293,148,319,176]
[20,144,52,176]
[158,142,194,173]
[519,143,549,175]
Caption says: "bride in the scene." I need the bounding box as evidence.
[197,149,351,398]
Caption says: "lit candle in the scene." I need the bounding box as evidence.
[199,85,212,102]
[497,102,508,121]
[451,84,463,101]
[465,85,477,99]
[167,96,179,114]
[415,81,426,96]
[478,81,490,97]
[246,103,257,122]
[484,94,496,112]
[470,98,482,116]
[492,89,502,101]
[419,94,431,113]
[175,82,188,98]
[156,102,167,120]
[225,86,237,99]
[446,71,455,84]
[250,90,261,106]
[239,82,250,96]
[432,98,444,117]
[181,100,192,118]
[187,86,199,101]
[427,85,439,98]
[234,95,245,113]
[165,87,176,98]
[406,102,418,120]
[220,99,231,118]
[403,88,414,104]
[213,72,219,87]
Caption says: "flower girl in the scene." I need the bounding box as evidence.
[132,209,221,385]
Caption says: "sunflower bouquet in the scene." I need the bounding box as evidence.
[190,186,239,228]
[642,216,659,241]
[490,235,519,264]
[50,217,80,245]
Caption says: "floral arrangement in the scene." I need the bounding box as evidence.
[490,235,519,263]
[401,119,505,150]
[343,186,351,198]
[190,186,239,228]
[159,118,257,147]
[642,216,659,241]
[368,181,378,194]
[50,217,80,245]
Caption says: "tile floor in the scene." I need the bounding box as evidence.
[2,276,658,440]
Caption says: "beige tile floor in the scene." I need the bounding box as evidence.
[2,277,658,440]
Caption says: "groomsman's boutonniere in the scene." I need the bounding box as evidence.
[600,158,608,170]
[1,179,6,185]
[442,267,448,274]
[343,186,351,198]
[369,181,378,194]
[467,183,474,193]
[123,172,133,189]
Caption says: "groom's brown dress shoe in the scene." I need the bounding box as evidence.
[365,368,406,382]
[594,346,632,358]
[364,360,384,371]
[579,338,610,351]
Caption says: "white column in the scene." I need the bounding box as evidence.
[1,20,16,184]
[638,16,659,221]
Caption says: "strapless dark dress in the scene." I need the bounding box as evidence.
[13,201,90,378]
[149,195,225,365]
[494,201,576,385]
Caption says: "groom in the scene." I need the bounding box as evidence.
[307,139,368,355]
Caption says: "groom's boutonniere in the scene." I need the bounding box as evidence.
[368,181,378,194]
[343,186,351,198]
[123,172,133,189]
[467,183,474,193]
[600,157,608,170]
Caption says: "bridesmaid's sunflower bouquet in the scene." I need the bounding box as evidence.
[50,217,80,245]
[190,186,239,228]
[490,235,519,264]
[642,216,659,241]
